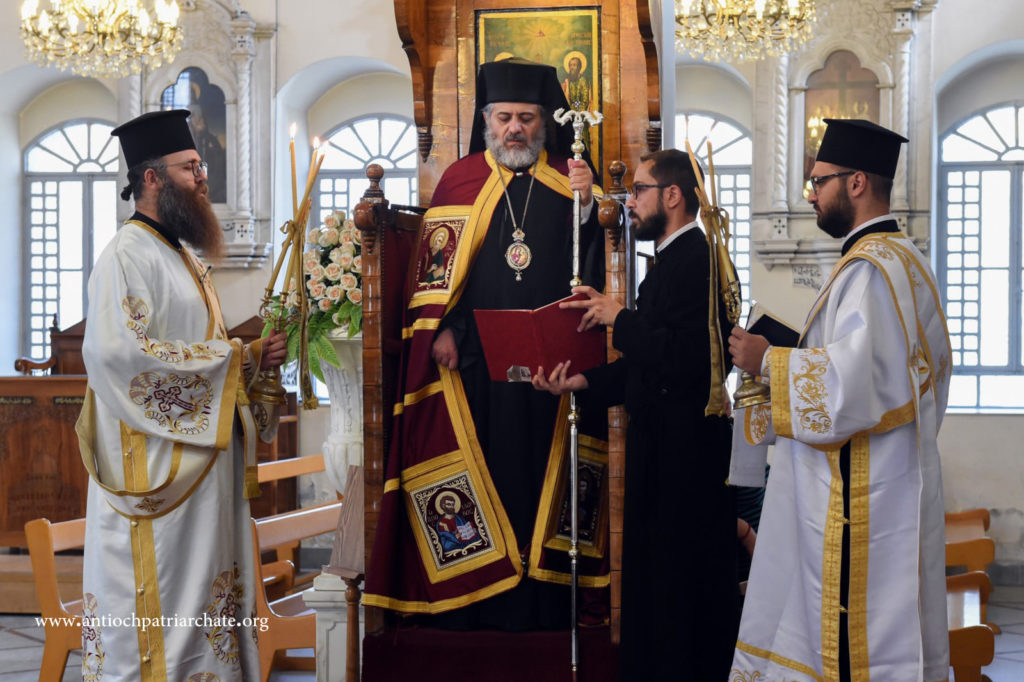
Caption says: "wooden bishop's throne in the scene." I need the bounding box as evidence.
[348,2,662,679]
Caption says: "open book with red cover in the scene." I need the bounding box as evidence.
[473,293,607,382]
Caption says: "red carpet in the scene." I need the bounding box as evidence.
[363,626,618,682]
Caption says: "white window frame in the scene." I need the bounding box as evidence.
[673,111,754,323]
[312,114,418,224]
[938,102,1024,412]
[22,119,118,362]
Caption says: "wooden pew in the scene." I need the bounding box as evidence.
[947,571,995,682]
[24,517,86,682]
[946,509,999,633]
[255,453,337,595]
[257,452,326,483]
[947,509,995,573]
[251,501,344,682]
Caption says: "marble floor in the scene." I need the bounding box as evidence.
[2,587,1023,680]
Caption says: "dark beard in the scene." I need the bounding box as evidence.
[816,186,855,239]
[157,178,223,258]
[631,203,668,242]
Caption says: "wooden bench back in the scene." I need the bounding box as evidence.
[946,509,996,574]
[24,516,86,681]
[254,501,343,550]
[14,318,87,376]
[257,453,326,483]
[24,517,85,619]
[250,502,344,681]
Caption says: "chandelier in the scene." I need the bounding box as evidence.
[675,0,818,62]
[20,0,183,78]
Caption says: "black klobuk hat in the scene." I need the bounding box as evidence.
[111,109,197,169]
[816,119,909,179]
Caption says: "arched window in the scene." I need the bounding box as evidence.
[313,115,418,223]
[939,103,1024,410]
[23,120,118,361]
[675,112,754,322]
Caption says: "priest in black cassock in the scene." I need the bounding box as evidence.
[363,58,607,631]
[536,149,740,680]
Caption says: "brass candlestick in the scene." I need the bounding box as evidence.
[684,141,769,414]
[734,368,770,409]
[252,130,326,411]
[250,282,300,407]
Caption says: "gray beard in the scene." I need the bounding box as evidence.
[484,124,546,169]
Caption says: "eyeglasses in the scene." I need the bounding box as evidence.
[630,182,669,199]
[808,170,854,191]
[167,159,209,178]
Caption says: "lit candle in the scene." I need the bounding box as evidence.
[312,149,326,187]
[305,136,321,199]
[289,122,298,218]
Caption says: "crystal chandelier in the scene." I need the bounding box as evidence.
[675,0,818,62]
[20,0,183,78]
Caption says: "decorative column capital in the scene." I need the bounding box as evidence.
[230,11,256,63]
[892,9,915,35]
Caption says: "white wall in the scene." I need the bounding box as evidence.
[932,0,1024,90]
[936,55,1024,135]
[19,80,117,147]
[244,0,408,98]
[309,72,413,138]
[0,0,408,357]
[675,62,754,133]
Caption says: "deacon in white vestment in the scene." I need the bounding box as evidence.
[728,119,952,682]
[76,110,287,682]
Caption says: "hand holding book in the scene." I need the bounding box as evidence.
[559,285,625,332]
[728,303,800,375]
[532,360,589,395]
[473,292,606,383]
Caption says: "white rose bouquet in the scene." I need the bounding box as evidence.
[267,209,363,381]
